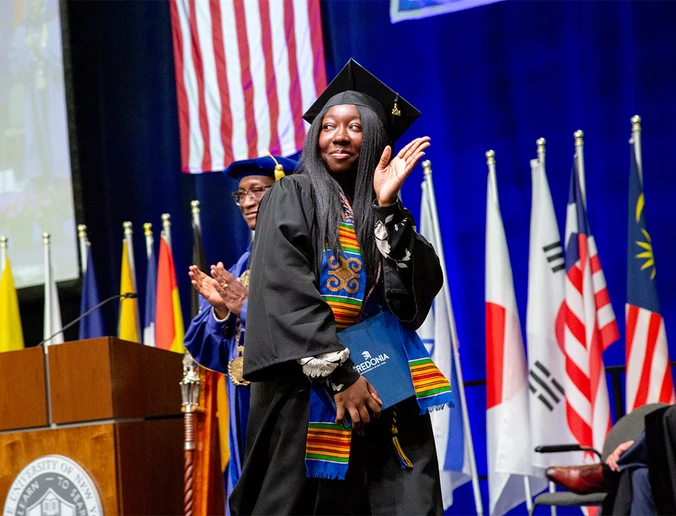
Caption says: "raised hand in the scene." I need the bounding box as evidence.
[373,136,430,206]
[188,265,228,318]
[210,262,248,316]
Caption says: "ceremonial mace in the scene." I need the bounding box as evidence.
[180,353,201,515]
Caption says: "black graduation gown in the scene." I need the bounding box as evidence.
[230,174,444,516]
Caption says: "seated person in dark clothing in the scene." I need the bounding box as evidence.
[547,405,676,516]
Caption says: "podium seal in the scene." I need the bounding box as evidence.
[3,455,103,516]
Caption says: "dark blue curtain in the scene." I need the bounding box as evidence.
[321,1,676,513]
[51,0,250,341]
[28,0,676,513]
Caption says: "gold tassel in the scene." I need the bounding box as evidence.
[390,409,412,469]
[266,152,285,181]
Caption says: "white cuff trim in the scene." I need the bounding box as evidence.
[211,307,231,323]
[297,348,350,378]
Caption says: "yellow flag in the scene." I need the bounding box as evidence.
[216,373,230,470]
[118,241,140,342]
[0,258,25,352]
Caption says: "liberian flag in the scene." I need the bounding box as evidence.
[526,154,579,467]
[155,236,185,353]
[625,142,675,412]
[563,159,619,457]
[169,0,327,173]
[485,160,546,516]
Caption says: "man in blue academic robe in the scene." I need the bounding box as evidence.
[184,155,296,514]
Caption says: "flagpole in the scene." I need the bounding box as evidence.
[631,115,643,184]
[144,223,154,260]
[422,160,484,516]
[42,232,56,427]
[43,232,54,347]
[191,200,201,229]
[162,213,173,251]
[486,150,498,206]
[536,139,559,516]
[574,130,587,207]
[78,225,89,275]
[536,138,546,168]
[123,222,141,340]
[0,235,6,275]
[524,477,533,512]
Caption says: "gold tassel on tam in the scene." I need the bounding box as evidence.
[266,153,286,181]
[390,409,412,469]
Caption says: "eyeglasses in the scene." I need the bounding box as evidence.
[231,186,271,206]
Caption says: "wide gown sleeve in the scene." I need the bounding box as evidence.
[373,198,443,330]
[242,175,348,382]
[184,295,233,374]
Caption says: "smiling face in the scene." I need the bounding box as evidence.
[318,104,363,175]
[237,175,275,230]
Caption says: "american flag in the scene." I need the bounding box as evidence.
[562,158,619,455]
[169,0,327,173]
[625,142,675,412]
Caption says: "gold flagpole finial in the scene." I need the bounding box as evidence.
[574,130,584,147]
[631,115,642,133]
[422,160,432,176]
[123,221,133,235]
[0,235,7,249]
[485,150,495,165]
[536,138,546,154]
[161,213,171,223]
[42,232,51,244]
[190,200,200,214]
[143,222,153,236]
[77,224,88,238]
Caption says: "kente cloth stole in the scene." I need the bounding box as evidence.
[319,195,365,329]
[305,195,452,480]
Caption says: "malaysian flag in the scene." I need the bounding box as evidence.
[169,0,327,173]
[625,139,675,412]
[563,157,619,456]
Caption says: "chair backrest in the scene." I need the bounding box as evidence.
[601,403,669,460]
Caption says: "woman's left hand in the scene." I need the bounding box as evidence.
[373,136,430,206]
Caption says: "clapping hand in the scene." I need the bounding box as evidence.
[210,262,248,316]
[189,265,228,318]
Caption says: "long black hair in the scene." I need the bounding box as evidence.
[299,105,388,289]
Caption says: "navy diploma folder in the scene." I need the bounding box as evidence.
[337,312,415,410]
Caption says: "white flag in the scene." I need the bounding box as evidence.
[43,234,64,345]
[418,177,474,510]
[485,162,546,516]
[526,157,579,467]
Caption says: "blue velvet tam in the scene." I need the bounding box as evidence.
[223,155,298,181]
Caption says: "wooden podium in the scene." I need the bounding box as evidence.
[0,338,185,514]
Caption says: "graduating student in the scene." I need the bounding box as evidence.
[231,60,448,515]
[184,155,296,514]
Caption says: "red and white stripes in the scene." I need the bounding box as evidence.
[170,0,327,173]
[626,306,675,411]
[563,231,618,454]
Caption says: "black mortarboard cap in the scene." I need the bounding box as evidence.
[302,59,420,144]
